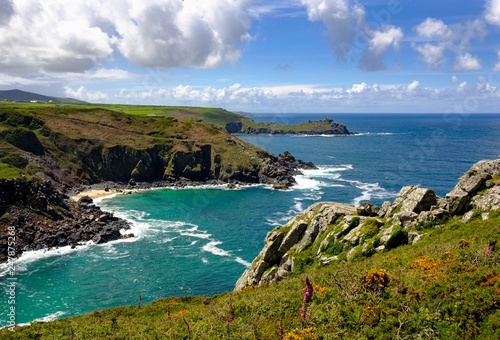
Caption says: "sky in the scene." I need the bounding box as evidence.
[1,0,500,113]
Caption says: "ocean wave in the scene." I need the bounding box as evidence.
[341,179,397,207]
[202,241,231,257]
[235,257,251,268]
[35,311,67,323]
[201,241,252,268]
[353,132,396,136]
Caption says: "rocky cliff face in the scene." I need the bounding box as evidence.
[0,179,131,263]
[235,158,500,291]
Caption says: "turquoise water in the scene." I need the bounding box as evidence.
[1,113,500,326]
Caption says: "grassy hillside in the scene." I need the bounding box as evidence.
[3,211,499,339]
[0,102,268,184]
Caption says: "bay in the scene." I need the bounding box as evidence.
[1,113,499,327]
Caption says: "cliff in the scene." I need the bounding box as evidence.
[227,117,354,135]
[0,106,314,188]
[0,104,315,262]
[235,158,500,290]
[0,179,130,263]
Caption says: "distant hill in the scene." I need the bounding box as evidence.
[0,89,86,104]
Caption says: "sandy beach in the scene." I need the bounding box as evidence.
[70,189,122,202]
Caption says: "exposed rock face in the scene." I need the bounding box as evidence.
[235,158,500,291]
[445,159,500,214]
[392,186,438,213]
[0,179,130,263]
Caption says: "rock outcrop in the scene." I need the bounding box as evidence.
[0,179,131,263]
[235,158,500,291]
[236,117,354,135]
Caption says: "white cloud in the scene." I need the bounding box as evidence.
[412,18,485,70]
[494,51,500,71]
[347,82,368,94]
[112,0,252,69]
[301,0,403,71]
[412,43,446,66]
[414,18,451,40]
[64,86,109,101]
[0,0,252,74]
[0,1,114,73]
[407,80,420,93]
[248,0,304,19]
[455,53,482,71]
[485,0,500,25]
[360,25,403,71]
[63,79,500,113]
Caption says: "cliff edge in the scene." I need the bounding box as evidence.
[235,158,500,290]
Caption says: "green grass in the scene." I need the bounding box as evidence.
[0,162,21,179]
[3,211,500,339]
[0,103,272,183]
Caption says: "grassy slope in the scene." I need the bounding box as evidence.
[3,211,500,339]
[0,103,265,182]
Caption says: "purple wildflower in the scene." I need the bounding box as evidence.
[300,305,306,322]
[486,244,492,256]
[304,274,313,303]
[226,304,235,334]
[279,321,284,339]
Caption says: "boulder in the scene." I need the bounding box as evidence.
[357,202,380,216]
[445,158,500,214]
[472,186,500,211]
[392,186,438,214]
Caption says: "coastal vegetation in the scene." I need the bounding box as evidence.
[2,210,499,339]
[1,99,499,338]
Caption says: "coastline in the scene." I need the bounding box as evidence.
[70,189,122,202]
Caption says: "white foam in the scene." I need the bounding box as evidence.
[35,311,66,323]
[341,179,397,207]
[202,241,231,257]
[201,257,208,264]
[354,132,395,136]
[235,257,251,268]
[293,175,323,190]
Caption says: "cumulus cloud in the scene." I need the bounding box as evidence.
[360,25,403,71]
[0,0,252,74]
[412,43,446,66]
[414,18,451,40]
[455,53,482,71]
[300,0,404,71]
[485,0,500,25]
[62,78,500,113]
[112,0,252,68]
[412,18,485,70]
[407,80,420,93]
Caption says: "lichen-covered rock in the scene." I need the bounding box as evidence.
[357,202,380,216]
[472,186,500,211]
[392,186,438,214]
[234,158,500,291]
[446,158,500,214]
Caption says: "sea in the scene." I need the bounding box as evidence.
[1,113,500,327]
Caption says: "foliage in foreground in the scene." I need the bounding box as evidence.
[2,211,500,339]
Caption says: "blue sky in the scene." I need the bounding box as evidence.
[1,0,500,113]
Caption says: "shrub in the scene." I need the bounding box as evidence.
[362,269,391,294]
